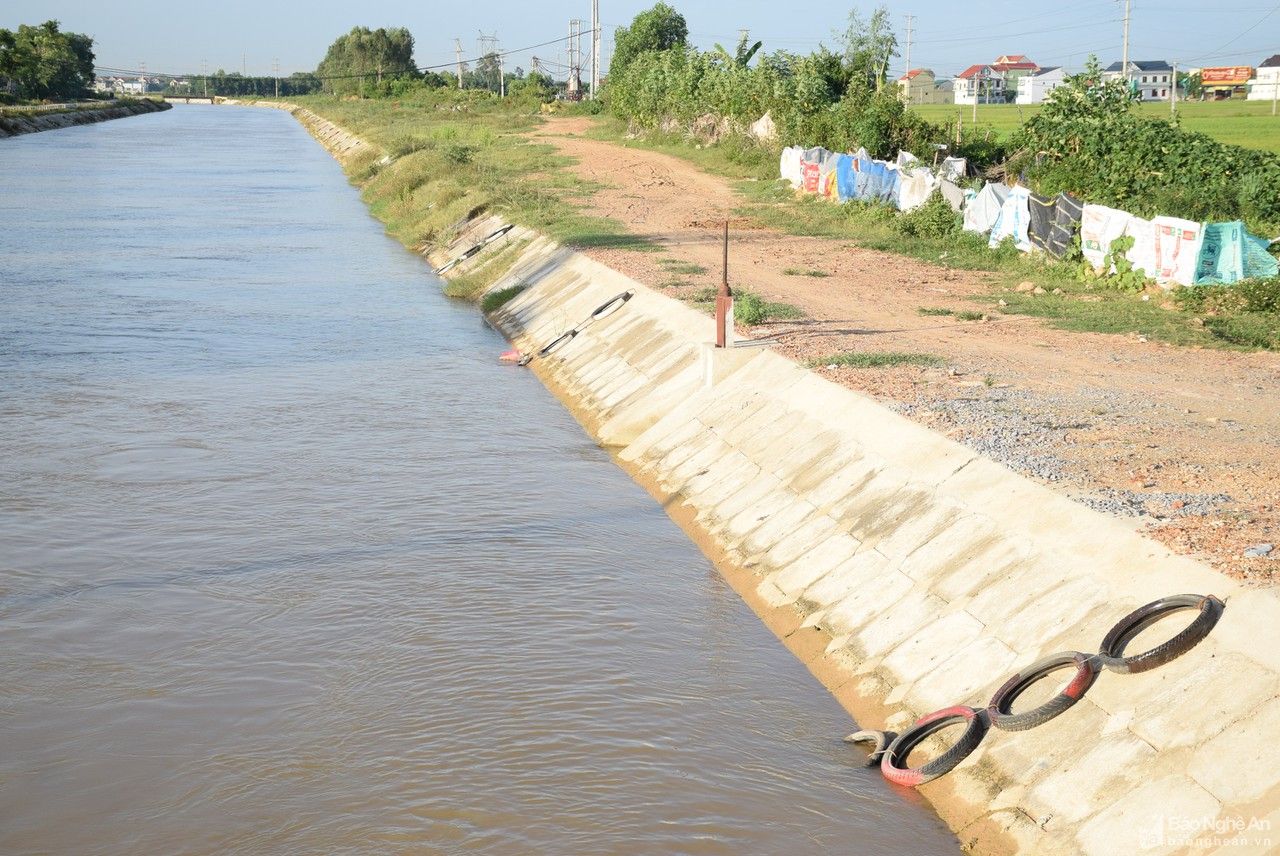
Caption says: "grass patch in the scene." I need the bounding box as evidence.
[735,291,806,324]
[292,90,651,296]
[810,351,943,368]
[909,100,1280,157]
[783,267,830,277]
[480,284,526,314]
[659,257,708,275]
[442,241,528,301]
[917,307,955,316]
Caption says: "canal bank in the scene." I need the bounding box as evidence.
[282,104,1280,854]
[0,99,170,138]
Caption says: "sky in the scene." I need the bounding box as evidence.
[4,0,1277,80]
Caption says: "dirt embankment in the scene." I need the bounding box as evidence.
[0,100,171,138]
[529,116,1280,583]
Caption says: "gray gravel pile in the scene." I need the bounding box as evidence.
[893,389,1073,483]
[1077,488,1233,519]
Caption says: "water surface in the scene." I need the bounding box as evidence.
[0,106,960,854]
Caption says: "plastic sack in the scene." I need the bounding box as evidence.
[1080,204,1132,271]
[1195,221,1280,284]
[989,185,1032,252]
[963,183,1009,233]
[1152,216,1204,286]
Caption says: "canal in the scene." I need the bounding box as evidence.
[0,105,960,854]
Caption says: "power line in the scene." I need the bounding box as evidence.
[94,29,600,84]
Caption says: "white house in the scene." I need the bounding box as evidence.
[1246,54,1280,100]
[1104,60,1173,101]
[1016,66,1066,104]
[954,64,1002,105]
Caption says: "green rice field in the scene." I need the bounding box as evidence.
[911,99,1280,155]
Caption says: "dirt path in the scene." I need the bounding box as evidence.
[530,116,1280,583]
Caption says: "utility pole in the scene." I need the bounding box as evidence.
[273,58,279,98]
[591,0,601,98]
[1170,61,1176,117]
[567,20,581,98]
[242,53,246,76]
[455,38,464,89]
[499,47,505,98]
[904,14,915,84]
[139,60,146,96]
[1120,0,1131,91]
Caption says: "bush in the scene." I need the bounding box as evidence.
[895,190,961,239]
[480,284,525,314]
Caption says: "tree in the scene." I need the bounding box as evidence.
[316,26,417,95]
[476,51,501,92]
[714,32,763,69]
[840,6,897,91]
[610,3,688,79]
[0,20,95,101]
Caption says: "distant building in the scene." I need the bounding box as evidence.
[897,69,954,105]
[1246,55,1280,101]
[954,65,1000,105]
[955,55,1039,104]
[1016,66,1066,104]
[1200,66,1253,98]
[1104,60,1173,101]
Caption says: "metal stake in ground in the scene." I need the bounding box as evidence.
[715,220,734,348]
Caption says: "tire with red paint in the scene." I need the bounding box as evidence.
[843,729,897,766]
[1097,594,1224,675]
[987,651,1099,732]
[880,705,988,787]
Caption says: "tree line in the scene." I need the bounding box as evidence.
[0,21,95,101]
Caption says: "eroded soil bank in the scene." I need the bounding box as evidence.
[0,100,171,138]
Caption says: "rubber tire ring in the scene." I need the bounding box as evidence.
[844,729,897,767]
[482,224,515,244]
[987,651,1099,732]
[881,705,988,787]
[1097,594,1224,675]
[538,329,577,357]
[590,290,635,321]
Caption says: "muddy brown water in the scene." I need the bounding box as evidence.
[0,106,960,854]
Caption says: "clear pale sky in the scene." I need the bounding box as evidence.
[4,0,1276,79]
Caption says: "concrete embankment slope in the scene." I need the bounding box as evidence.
[433,217,1280,856]
[282,107,1279,854]
[0,100,171,138]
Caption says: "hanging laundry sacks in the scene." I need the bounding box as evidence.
[1152,216,1205,287]
[1080,204,1134,271]
[1195,221,1280,284]
[1125,216,1158,279]
[1046,193,1083,260]
[963,183,1009,233]
[1027,192,1057,253]
[989,185,1032,252]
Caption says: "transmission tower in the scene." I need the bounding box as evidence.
[477,31,500,93]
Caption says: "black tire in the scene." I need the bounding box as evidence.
[1097,594,1224,675]
[482,224,515,245]
[590,290,635,321]
[434,244,482,275]
[844,729,897,766]
[987,651,1098,732]
[537,329,577,357]
[881,706,988,787]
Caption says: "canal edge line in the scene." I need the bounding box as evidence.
[289,108,1280,856]
[0,99,171,139]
